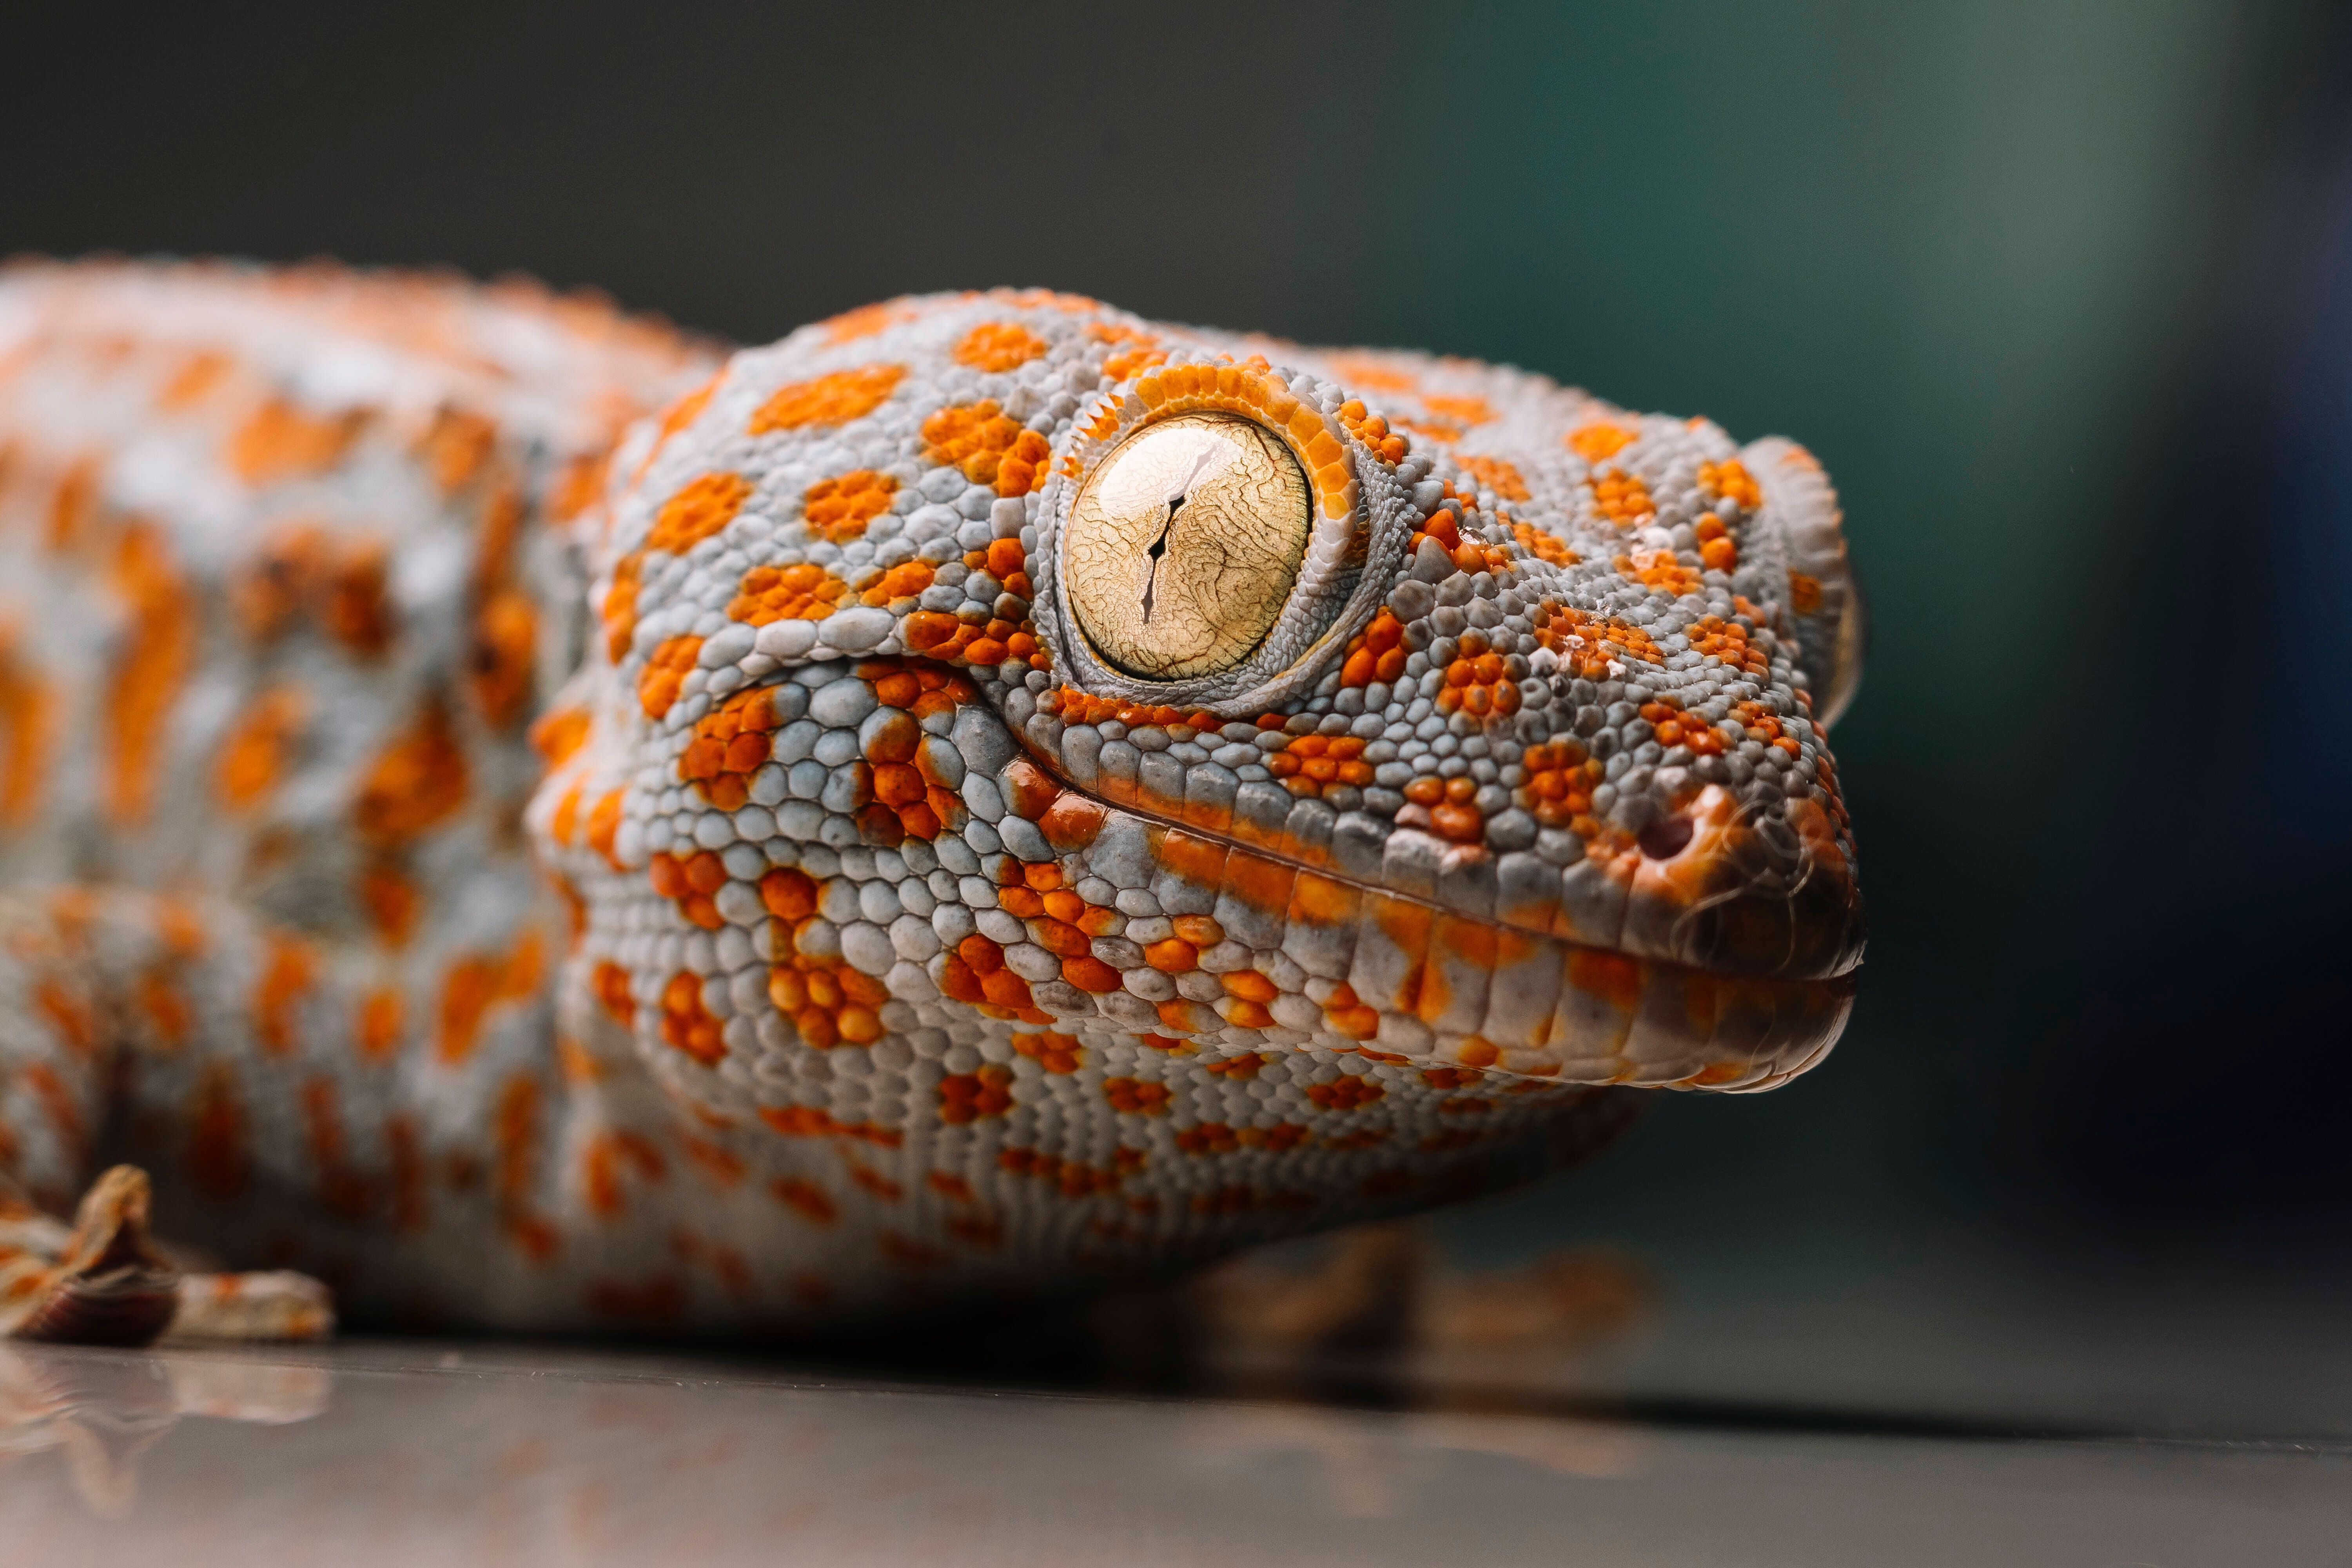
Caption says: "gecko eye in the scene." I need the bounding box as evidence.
[1063,413,1312,680]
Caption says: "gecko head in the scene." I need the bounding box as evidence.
[535,290,1864,1114]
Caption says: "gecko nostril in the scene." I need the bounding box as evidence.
[1637,815,1695,860]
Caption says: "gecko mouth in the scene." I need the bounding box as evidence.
[985,717,1857,1093]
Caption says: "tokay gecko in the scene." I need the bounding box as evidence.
[0,261,1862,1341]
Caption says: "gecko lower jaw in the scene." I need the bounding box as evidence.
[985,722,1858,1093]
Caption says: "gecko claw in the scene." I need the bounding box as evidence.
[2,1167,183,1347]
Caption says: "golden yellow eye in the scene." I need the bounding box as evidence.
[1063,414,1312,681]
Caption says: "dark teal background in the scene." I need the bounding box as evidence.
[9,0,2349,1423]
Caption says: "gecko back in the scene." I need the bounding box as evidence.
[0,260,712,920]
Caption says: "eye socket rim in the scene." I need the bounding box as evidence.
[1062,412,1314,683]
[1033,358,1420,718]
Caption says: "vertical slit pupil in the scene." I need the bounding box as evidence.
[1140,492,1182,622]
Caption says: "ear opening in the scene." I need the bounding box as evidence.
[1742,437,1864,728]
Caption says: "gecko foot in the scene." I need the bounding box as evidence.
[164,1269,335,1342]
[0,1166,334,1346]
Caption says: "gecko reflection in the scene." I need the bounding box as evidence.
[0,1346,328,1517]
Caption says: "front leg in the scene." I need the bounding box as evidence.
[0,895,332,1345]
[0,1168,181,1345]
[0,1165,328,1345]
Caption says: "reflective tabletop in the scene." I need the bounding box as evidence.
[5,1336,2347,1567]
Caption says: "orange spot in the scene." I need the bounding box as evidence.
[1038,790,1106,849]
[756,1104,903,1148]
[136,966,194,1048]
[1423,394,1495,426]
[922,401,1053,497]
[728,562,849,627]
[1456,452,1530,502]
[1430,802,1483,842]
[529,707,593,770]
[253,932,319,1056]
[1568,949,1644,1013]
[1157,831,1229,886]
[1201,1052,1274,1080]
[766,940,893,1046]
[586,789,624,869]
[803,469,899,544]
[1012,1031,1084,1074]
[550,447,612,525]
[954,321,1050,373]
[212,691,306,818]
[1568,422,1638,463]
[591,961,637,1029]
[44,456,99,552]
[32,976,96,1058]
[1220,970,1278,1004]
[354,699,470,845]
[659,972,726,1067]
[759,1176,833,1227]
[1590,469,1655,528]
[1060,955,1124,993]
[357,988,404,1063]
[1533,601,1665,682]
[321,541,396,656]
[1699,458,1762,511]
[469,588,538,729]
[582,1129,668,1220]
[102,525,196,827]
[227,399,365,485]
[232,525,394,655]
[680,1133,748,1188]
[1617,548,1702,599]
[647,471,754,555]
[1091,321,1167,381]
[437,932,545,1065]
[679,684,781,811]
[1395,413,1465,446]
[938,1064,1015,1123]
[0,628,56,828]
[602,552,644,661]
[158,349,232,410]
[637,635,703,719]
[747,364,905,433]
[1307,1076,1385,1111]
[851,1163,905,1202]
[494,1075,561,1262]
[1144,938,1198,973]
[861,559,935,608]
[1102,1077,1173,1115]
[1286,872,1359,931]
[150,898,206,959]
[1327,356,1417,392]
[1175,1123,1240,1156]
[417,408,497,495]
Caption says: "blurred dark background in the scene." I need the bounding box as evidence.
[9,0,2350,1429]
